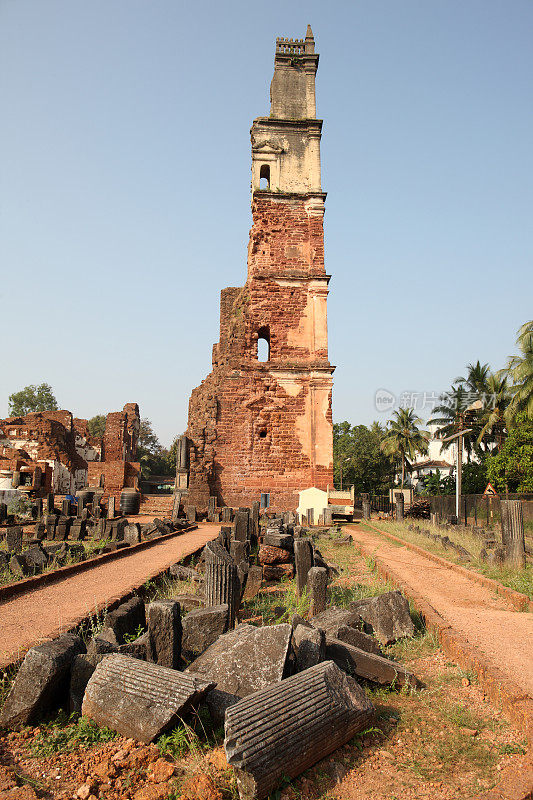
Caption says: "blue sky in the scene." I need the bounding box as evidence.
[2,0,532,446]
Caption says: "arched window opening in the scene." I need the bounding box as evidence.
[257,325,270,362]
[259,164,270,190]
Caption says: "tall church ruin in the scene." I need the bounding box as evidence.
[186,27,334,511]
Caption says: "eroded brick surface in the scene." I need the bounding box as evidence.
[187,32,333,512]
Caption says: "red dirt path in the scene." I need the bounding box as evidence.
[346,523,533,699]
[0,525,220,668]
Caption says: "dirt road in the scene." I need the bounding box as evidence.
[0,525,219,668]
[346,523,533,699]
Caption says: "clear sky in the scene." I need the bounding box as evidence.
[2,0,532,446]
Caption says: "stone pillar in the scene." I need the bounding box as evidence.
[395,493,404,521]
[61,498,70,517]
[204,540,240,628]
[251,501,260,542]
[224,660,375,800]
[307,566,328,616]
[171,491,182,524]
[501,499,526,569]
[176,434,189,490]
[186,505,197,523]
[221,506,233,523]
[233,510,249,542]
[322,507,333,526]
[208,496,217,522]
[147,600,182,668]
[108,497,116,520]
[0,502,7,523]
[307,508,314,526]
[362,500,371,520]
[6,526,22,553]
[294,538,314,597]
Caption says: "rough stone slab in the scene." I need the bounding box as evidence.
[173,593,205,612]
[182,604,229,661]
[0,634,85,728]
[325,638,419,688]
[224,660,374,800]
[147,600,182,668]
[294,538,313,596]
[186,624,292,722]
[349,591,415,645]
[170,563,203,582]
[262,533,294,551]
[262,564,294,581]
[311,607,382,656]
[242,566,263,600]
[119,631,150,661]
[70,654,97,715]
[292,624,326,671]
[82,653,215,743]
[24,545,48,572]
[106,596,146,644]
[258,545,291,565]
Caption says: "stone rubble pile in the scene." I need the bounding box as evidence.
[0,504,193,579]
[0,504,419,800]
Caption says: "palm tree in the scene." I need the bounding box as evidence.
[477,373,509,451]
[429,385,479,461]
[380,408,429,488]
[454,361,491,396]
[504,320,533,423]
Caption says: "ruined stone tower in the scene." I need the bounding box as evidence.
[186,27,334,511]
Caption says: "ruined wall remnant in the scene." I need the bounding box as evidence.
[187,28,334,511]
[0,403,140,499]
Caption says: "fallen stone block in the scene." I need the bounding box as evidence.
[9,553,29,577]
[224,660,374,800]
[173,592,205,612]
[311,607,382,656]
[24,545,48,573]
[82,653,215,743]
[147,600,182,668]
[262,533,294,551]
[258,545,292,565]
[182,604,229,661]
[292,624,325,671]
[325,638,419,688]
[123,523,141,545]
[169,564,203,582]
[262,564,294,581]
[350,590,415,645]
[106,596,146,644]
[0,634,85,728]
[186,623,292,722]
[119,631,150,660]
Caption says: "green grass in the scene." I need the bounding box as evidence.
[27,713,117,757]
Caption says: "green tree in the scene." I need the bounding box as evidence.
[380,408,429,488]
[8,383,58,417]
[486,413,533,492]
[87,414,106,438]
[333,421,393,493]
[504,320,533,423]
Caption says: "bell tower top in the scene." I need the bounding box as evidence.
[251,27,323,196]
[270,25,319,119]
